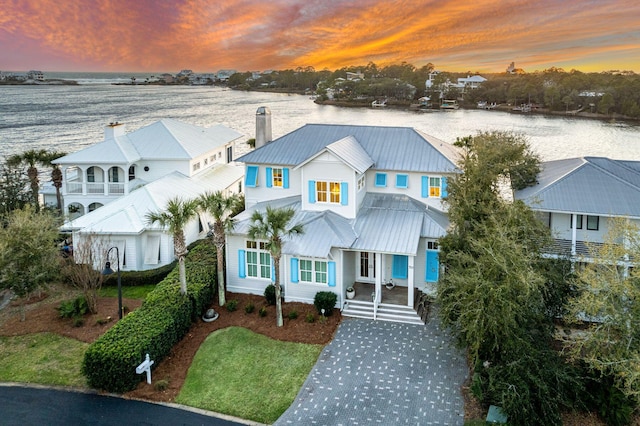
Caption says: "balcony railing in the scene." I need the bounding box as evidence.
[87,183,105,194]
[108,183,125,195]
[66,182,83,194]
[64,182,127,196]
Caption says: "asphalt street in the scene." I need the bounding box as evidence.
[0,385,251,426]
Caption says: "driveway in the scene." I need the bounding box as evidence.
[276,315,467,425]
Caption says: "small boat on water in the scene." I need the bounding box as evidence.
[512,103,532,113]
[477,101,498,110]
[440,99,459,110]
[371,99,387,108]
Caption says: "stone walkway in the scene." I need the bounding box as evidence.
[276,315,467,425]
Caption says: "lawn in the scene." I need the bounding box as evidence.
[176,326,323,424]
[0,333,88,387]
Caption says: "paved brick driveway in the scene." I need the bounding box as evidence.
[276,315,467,425]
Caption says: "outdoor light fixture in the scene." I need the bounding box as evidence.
[102,247,123,320]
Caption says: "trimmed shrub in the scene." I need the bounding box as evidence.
[288,310,298,320]
[259,306,267,317]
[226,299,238,312]
[264,284,276,305]
[103,261,175,288]
[244,303,255,314]
[313,291,337,316]
[82,240,216,393]
[305,313,315,323]
[58,296,89,319]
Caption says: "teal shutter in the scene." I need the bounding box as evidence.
[441,177,448,197]
[283,168,289,189]
[396,174,408,188]
[238,250,246,278]
[266,167,273,188]
[375,172,387,187]
[421,176,429,198]
[246,166,258,187]
[341,182,348,206]
[290,258,299,283]
[308,180,316,203]
[328,261,336,287]
[392,255,408,279]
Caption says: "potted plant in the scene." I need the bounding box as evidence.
[346,286,355,299]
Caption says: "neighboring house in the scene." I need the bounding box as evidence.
[53,119,242,219]
[455,75,487,90]
[515,157,640,263]
[226,111,459,323]
[63,164,243,271]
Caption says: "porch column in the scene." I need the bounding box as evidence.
[571,214,577,256]
[375,253,382,303]
[407,256,415,307]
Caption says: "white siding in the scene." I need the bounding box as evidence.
[226,235,271,296]
[550,213,611,243]
[366,170,451,211]
[244,165,302,207]
[301,153,357,219]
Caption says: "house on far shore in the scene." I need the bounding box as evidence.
[54,119,244,271]
[515,157,640,267]
[226,107,460,324]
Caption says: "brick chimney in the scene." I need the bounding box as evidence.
[104,122,125,139]
[255,107,272,149]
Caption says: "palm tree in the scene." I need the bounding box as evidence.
[198,191,241,306]
[39,150,66,213]
[248,206,303,327]
[6,149,66,213]
[146,197,199,295]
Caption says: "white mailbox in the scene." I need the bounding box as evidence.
[136,353,155,384]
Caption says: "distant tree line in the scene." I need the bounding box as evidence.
[225,62,640,118]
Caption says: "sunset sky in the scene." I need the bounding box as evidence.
[1,0,639,74]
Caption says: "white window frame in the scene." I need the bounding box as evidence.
[246,240,270,279]
[429,177,441,197]
[272,167,283,188]
[316,181,341,204]
[299,258,328,285]
[357,175,365,191]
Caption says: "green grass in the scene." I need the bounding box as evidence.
[176,327,323,424]
[99,284,156,299]
[0,333,88,387]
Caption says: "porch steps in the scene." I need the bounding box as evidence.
[341,300,424,325]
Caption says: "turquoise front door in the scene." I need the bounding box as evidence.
[426,250,439,282]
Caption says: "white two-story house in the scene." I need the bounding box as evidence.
[226,111,459,323]
[515,156,640,265]
[57,119,244,271]
[54,119,239,219]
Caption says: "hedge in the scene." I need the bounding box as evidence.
[82,240,217,392]
[102,261,176,288]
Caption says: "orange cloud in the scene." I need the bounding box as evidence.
[1,0,638,72]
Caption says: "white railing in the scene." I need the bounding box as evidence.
[108,183,125,195]
[66,182,83,194]
[87,183,105,194]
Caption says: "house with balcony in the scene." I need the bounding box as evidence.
[54,119,241,219]
[226,109,459,323]
[514,157,640,264]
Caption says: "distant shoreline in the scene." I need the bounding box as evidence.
[0,79,78,86]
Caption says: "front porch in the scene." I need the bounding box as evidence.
[341,282,431,325]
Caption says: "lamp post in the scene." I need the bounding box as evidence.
[102,246,123,320]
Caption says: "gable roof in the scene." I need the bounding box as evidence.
[238,124,459,173]
[54,119,242,165]
[515,157,640,218]
[63,163,243,234]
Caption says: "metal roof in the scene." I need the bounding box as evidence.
[64,164,243,234]
[54,119,242,165]
[232,193,449,257]
[238,124,459,173]
[515,157,640,218]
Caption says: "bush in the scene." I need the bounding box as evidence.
[244,303,255,314]
[82,240,216,393]
[259,307,267,317]
[305,313,315,323]
[103,261,175,288]
[288,310,298,320]
[226,299,238,312]
[58,296,89,319]
[264,284,284,305]
[313,291,337,316]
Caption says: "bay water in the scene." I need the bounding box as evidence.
[1,74,639,162]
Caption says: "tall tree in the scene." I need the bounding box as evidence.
[0,160,30,220]
[0,206,61,320]
[248,206,303,327]
[146,197,199,295]
[40,150,66,213]
[564,218,640,404]
[198,191,241,307]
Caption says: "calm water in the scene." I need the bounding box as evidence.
[1,75,639,161]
